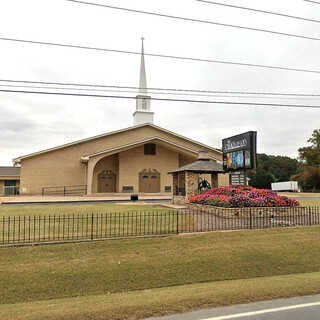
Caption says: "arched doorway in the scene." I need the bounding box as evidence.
[98,170,116,193]
[139,169,160,193]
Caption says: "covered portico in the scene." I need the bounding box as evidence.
[81,137,207,195]
[169,149,225,205]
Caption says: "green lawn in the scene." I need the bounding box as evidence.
[0,203,169,217]
[1,226,320,306]
[2,272,320,320]
[296,198,320,206]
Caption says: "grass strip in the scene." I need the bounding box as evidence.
[296,199,320,206]
[1,226,320,305]
[0,203,169,217]
[2,271,320,320]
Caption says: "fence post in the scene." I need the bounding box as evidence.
[176,211,179,234]
[308,207,312,226]
[42,188,44,196]
[91,213,94,240]
[63,186,66,196]
[249,208,252,229]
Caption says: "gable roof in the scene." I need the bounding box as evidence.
[13,123,221,164]
[81,136,219,161]
[0,166,21,177]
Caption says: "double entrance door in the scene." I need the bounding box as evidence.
[98,170,116,193]
[139,169,160,193]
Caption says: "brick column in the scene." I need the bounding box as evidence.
[185,172,199,200]
[211,173,218,188]
[172,173,178,196]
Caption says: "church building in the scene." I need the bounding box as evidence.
[13,40,228,195]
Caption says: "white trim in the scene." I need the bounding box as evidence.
[80,136,219,161]
[13,123,221,164]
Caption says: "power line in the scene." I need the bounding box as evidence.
[0,83,263,99]
[64,0,320,42]
[2,83,320,100]
[1,78,320,97]
[196,0,320,24]
[1,88,320,108]
[2,37,320,75]
[0,83,273,99]
[303,0,320,4]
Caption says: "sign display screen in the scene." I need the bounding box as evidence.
[222,131,257,172]
[226,150,244,170]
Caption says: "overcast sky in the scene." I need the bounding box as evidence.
[1,0,320,165]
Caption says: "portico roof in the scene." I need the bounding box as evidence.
[168,159,224,174]
[169,149,224,174]
[0,166,21,177]
[80,136,220,162]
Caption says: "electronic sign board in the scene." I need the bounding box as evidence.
[222,131,257,172]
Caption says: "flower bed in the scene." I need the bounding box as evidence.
[189,186,299,208]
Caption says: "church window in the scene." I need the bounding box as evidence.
[144,143,156,155]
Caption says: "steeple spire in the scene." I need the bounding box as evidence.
[133,37,154,125]
[139,37,147,95]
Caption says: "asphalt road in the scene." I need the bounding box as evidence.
[146,294,320,320]
[293,196,320,199]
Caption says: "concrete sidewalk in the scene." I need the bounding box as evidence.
[0,193,172,205]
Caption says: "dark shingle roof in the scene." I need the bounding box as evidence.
[0,166,21,177]
[169,159,224,174]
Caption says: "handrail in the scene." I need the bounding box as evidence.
[42,185,87,196]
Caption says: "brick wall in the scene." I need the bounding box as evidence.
[119,144,178,193]
[19,125,222,194]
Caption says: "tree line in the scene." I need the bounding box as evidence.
[248,129,320,191]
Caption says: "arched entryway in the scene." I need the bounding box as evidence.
[139,169,160,193]
[98,170,116,193]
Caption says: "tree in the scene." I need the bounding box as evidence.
[247,154,299,188]
[298,129,320,166]
[295,129,320,191]
[248,168,275,189]
[292,167,320,191]
[308,129,320,149]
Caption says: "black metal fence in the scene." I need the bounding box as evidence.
[42,185,87,196]
[185,206,320,232]
[1,206,320,246]
[0,211,179,246]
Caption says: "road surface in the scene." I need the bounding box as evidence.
[146,294,320,320]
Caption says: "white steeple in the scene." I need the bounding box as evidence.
[133,37,154,125]
[139,37,148,95]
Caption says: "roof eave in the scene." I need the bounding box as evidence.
[169,169,224,174]
[12,123,222,163]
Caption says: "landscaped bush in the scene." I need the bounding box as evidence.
[189,186,299,208]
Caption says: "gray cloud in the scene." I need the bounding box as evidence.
[0,0,319,164]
